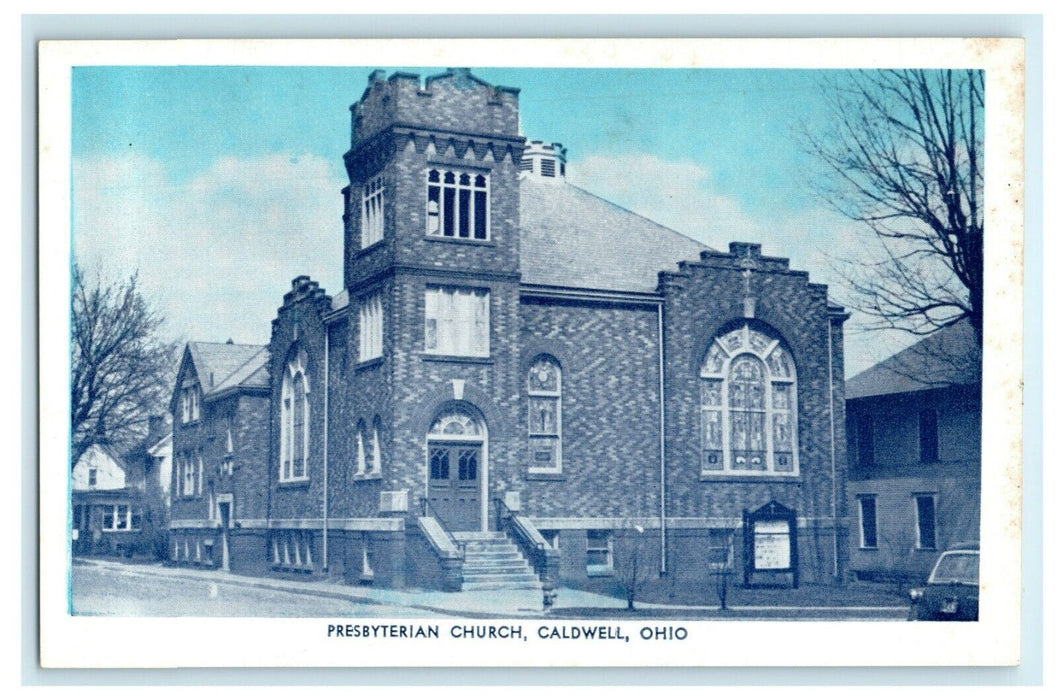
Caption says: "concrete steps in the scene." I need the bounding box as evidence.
[452,531,541,592]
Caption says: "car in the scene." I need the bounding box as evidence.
[908,544,979,621]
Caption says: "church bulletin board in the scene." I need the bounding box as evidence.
[742,499,799,588]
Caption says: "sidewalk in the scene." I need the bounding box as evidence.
[75,558,624,618]
[75,558,907,619]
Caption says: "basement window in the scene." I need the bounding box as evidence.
[586,530,613,576]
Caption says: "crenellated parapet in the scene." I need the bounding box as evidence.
[698,241,795,275]
[281,275,331,312]
[349,68,520,149]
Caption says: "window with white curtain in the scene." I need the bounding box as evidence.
[359,292,383,361]
[361,174,385,248]
[424,286,489,357]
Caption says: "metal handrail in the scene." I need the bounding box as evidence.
[418,497,464,556]
[494,497,545,553]
[493,496,510,531]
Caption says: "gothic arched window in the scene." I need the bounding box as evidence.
[700,324,798,475]
[527,355,562,474]
[280,347,310,482]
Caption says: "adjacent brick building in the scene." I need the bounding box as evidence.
[168,341,269,571]
[846,322,981,581]
[170,68,851,592]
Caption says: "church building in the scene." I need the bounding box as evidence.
[168,68,850,592]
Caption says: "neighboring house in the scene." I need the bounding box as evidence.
[845,322,982,581]
[168,341,270,571]
[71,443,146,556]
[147,424,173,510]
[170,68,850,592]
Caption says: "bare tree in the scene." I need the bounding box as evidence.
[616,524,652,611]
[70,261,178,469]
[806,69,984,350]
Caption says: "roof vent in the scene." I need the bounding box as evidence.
[520,140,567,180]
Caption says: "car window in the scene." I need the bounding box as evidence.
[928,552,979,585]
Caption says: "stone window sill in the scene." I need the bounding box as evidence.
[271,564,315,574]
[586,565,614,578]
[352,473,383,482]
[419,353,493,365]
[277,479,310,490]
[354,239,386,258]
[355,357,384,372]
[423,235,494,247]
[698,473,801,483]
[525,471,565,481]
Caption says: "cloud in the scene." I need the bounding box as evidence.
[568,152,766,245]
[73,152,346,346]
[71,148,909,378]
[568,150,910,377]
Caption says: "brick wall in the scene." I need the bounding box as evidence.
[847,384,981,579]
[267,277,332,523]
[350,69,519,149]
[660,243,848,581]
[519,298,662,518]
[233,394,270,521]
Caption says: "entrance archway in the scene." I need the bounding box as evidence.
[426,404,487,532]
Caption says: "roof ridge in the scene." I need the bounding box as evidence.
[211,346,270,392]
[190,340,267,349]
[560,181,716,252]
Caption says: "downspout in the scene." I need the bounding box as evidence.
[658,301,667,575]
[322,328,329,572]
[827,319,838,579]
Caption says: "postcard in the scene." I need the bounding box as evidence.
[38,37,1024,668]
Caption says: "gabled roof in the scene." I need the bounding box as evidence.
[846,321,981,400]
[76,442,128,472]
[147,431,172,456]
[180,342,270,400]
[519,176,711,294]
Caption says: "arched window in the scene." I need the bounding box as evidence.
[700,323,798,475]
[426,168,489,240]
[527,355,562,474]
[371,416,383,475]
[355,419,367,476]
[280,347,310,482]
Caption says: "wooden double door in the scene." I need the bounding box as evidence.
[427,441,481,532]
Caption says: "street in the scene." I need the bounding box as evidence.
[71,560,442,617]
[70,559,909,619]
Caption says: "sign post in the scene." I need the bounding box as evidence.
[742,499,799,588]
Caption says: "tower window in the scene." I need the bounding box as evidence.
[361,174,385,248]
[359,292,383,361]
[426,168,489,240]
[540,158,555,177]
[424,286,490,357]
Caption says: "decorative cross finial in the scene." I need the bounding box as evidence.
[739,253,756,298]
[738,246,758,319]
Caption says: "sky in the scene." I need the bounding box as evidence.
[72,66,914,378]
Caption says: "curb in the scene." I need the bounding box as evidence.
[78,558,547,618]
[76,559,909,618]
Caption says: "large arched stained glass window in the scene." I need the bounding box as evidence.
[280,347,310,482]
[700,324,798,475]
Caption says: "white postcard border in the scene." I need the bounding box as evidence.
[38,37,1024,669]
